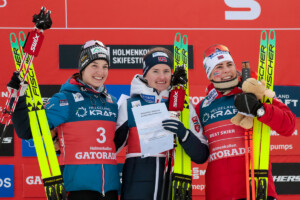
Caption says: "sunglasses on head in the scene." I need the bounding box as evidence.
[82,40,106,50]
[204,44,230,57]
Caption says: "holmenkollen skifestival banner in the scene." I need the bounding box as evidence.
[0,0,299,199]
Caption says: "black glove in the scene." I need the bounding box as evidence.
[171,65,188,86]
[162,119,189,142]
[7,71,21,90]
[234,93,262,116]
[7,71,28,97]
[33,7,52,30]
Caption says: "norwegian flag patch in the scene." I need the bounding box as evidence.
[217,55,224,60]
[192,116,201,133]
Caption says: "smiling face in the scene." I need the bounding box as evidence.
[81,59,108,89]
[209,61,237,82]
[144,64,172,93]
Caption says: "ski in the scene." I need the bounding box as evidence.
[253,30,276,200]
[4,7,67,200]
[171,33,192,200]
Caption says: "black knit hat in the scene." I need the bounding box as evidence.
[78,40,110,73]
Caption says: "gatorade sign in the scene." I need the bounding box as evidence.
[0,165,14,197]
[23,164,45,197]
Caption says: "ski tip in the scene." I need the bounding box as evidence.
[260,30,267,41]
[175,33,181,42]
[10,32,17,43]
[182,35,188,46]
[269,30,276,41]
[18,31,26,43]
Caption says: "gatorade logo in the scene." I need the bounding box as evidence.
[26,176,43,185]
[225,0,261,20]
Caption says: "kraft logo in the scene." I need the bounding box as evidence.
[225,0,261,20]
[202,108,238,123]
[76,107,88,118]
[0,0,7,7]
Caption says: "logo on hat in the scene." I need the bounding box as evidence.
[218,55,224,60]
[158,57,167,62]
[91,47,107,54]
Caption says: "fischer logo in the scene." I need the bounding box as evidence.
[266,44,275,88]
[30,33,40,53]
[225,0,261,20]
[28,68,39,96]
[258,45,267,80]
[273,175,300,182]
[0,0,7,8]
[0,178,11,188]
[13,48,22,68]
[26,176,43,185]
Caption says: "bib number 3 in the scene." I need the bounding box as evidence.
[96,127,106,144]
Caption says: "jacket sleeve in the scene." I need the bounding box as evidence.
[180,101,209,164]
[115,99,129,153]
[258,98,296,136]
[45,93,69,129]
[11,96,32,140]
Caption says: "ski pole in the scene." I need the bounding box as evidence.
[0,7,50,149]
[242,61,256,200]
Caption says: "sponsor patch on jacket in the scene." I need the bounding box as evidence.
[105,94,113,103]
[59,99,69,106]
[202,88,218,108]
[192,116,201,133]
[76,107,88,117]
[72,92,84,102]
[140,93,155,103]
[161,96,169,102]
[131,100,141,108]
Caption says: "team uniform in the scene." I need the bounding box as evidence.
[195,83,296,200]
[12,73,120,196]
[115,74,209,200]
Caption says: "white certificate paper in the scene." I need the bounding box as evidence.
[132,103,173,157]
